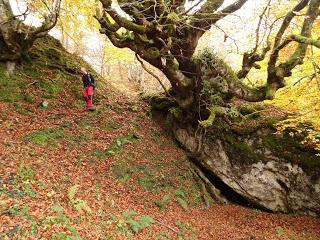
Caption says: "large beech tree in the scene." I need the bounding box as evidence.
[0,0,61,63]
[95,0,320,114]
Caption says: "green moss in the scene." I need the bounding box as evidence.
[240,104,264,115]
[263,133,320,172]
[167,12,180,21]
[24,126,68,146]
[164,112,174,131]
[0,64,27,103]
[224,134,260,164]
[13,103,32,115]
[0,89,23,102]
[176,96,194,109]
[199,105,225,128]
[0,35,108,108]
[232,112,285,135]
[209,94,223,105]
[38,78,62,99]
[169,107,182,119]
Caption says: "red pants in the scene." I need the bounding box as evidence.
[83,86,93,108]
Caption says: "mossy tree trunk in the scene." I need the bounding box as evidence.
[0,0,61,69]
[97,0,320,215]
[96,0,320,111]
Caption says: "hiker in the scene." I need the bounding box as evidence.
[80,67,96,111]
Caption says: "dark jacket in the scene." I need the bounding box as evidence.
[82,73,94,88]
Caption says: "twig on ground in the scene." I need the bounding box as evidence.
[154,219,180,234]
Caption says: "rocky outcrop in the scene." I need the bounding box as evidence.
[173,124,320,216]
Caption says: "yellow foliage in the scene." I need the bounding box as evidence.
[268,80,320,130]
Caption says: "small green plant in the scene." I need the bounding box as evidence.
[176,197,188,211]
[51,230,83,240]
[52,205,65,213]
[90,149,107,160]
[154,194,171,211]
[18,165,35,181]
[43,212,70,226]
[116,210,155,236]
[174,189,188,210]
[68,185,92,214]
[107,134,138,156]
[7,205,30,217]
[176,221,196,240]
[13,103,31,115]
[156,232,172,240]
[137,172,158,190]
[104,121,121,130]
[275,226,287,235]
[30,221,39,236]
[22,183,37,198]
[43,205,84,239]
[38,78,62,99]
[174,189,186,198]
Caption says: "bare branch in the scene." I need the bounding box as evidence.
[192,0,249,30]
[266,0,320,99]
[135,53,170,95]
[253,0,272,53]
[237,0,272,79]
[30,0,62,39]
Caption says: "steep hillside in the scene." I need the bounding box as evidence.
[0,36,320,240]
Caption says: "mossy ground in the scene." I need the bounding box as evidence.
[0,35,111,107]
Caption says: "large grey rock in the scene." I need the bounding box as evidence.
[174,127,320,216]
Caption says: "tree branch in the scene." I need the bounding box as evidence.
[135,53,170,95]
[237,0,272,79]
[100,0,146,34]
[268,0,309,71]
[266,0,320,99]
[192,0,249,30]
[30,0,61,39]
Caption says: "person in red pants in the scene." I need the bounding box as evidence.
[80,67,95,111]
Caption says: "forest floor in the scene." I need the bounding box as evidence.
[1,89,320,240]
[1,36,320,240]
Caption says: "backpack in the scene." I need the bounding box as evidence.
[87,73,97,89]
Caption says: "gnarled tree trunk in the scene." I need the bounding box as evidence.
[0,0,61,71]
[96,0,320,215]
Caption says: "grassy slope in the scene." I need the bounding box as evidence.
[0,36,320,240]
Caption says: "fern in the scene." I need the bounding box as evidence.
[126,215,155,233]
[73,200,92,213]
[139,215,155,228]
[122,209,137,218]
[154,194,171,211]
[174,189,186,198]
[176,197,188,210]
[121,210,155,234]
[52,205,64,213]
[68,185,92,214]
[68,185,79,200]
